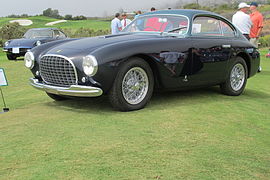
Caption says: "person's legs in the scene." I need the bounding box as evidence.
[250,38,261,72]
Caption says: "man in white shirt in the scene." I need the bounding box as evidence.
[111,13,122,34]
[121,13,132,29]
[232,2,253,40]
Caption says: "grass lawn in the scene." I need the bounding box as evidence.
[0,16,110,30]
[0,49,270,179]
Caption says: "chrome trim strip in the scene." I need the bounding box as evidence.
[40,54,79,85]
[30,78,103,97]
[3,49,8,52]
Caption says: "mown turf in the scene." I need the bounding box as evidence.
[0,16,110,30]
[0,49,270,179]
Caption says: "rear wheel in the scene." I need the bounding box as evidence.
[46,92,68,101]
[109,58,154,111]
[7,54,17,60]
[220,57,247,96]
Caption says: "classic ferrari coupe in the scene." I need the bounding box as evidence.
[25,10,260,111]
[3,28,67,60]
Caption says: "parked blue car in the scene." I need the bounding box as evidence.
[3,28,67,60]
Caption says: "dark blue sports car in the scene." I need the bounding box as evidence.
[25,10,260,111]
[3,28,67,60]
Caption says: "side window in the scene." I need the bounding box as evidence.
[53,30,66,38]
[192,17,222,36]
[220,21,235,37]
[59,31,67,38]
[53,30,60,38]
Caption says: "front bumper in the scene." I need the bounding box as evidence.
[30,78,103,97]
[3,47,30,54]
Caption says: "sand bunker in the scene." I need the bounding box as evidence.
[9,19,33,26]
[45,20,67,26]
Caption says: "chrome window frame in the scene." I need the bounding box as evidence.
[122,14,190,36]
[191,15,237,38]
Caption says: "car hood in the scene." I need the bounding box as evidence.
[46,33,165,56]
[7,38,49,47]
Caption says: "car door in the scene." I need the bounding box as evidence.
[187,16,236,86]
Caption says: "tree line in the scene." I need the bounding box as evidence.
[42,8,87,20]
[6,8,87,21]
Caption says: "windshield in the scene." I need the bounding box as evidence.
[23,29,52,39]
[122,15,189,35]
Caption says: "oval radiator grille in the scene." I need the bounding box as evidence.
[40,55,77,87]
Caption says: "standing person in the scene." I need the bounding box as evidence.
[111,13,122,35]
[249,2,264,72]
[121,13,132,29]
[232,2,252,40]
[249,2,264,48]
[134,11,142,19]
[135,11,143,31]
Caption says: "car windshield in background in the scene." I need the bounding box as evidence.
[122,15,189,35]
[24,30,52,39]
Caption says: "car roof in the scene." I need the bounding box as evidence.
[142,9,221,18]
[28,28,60,31]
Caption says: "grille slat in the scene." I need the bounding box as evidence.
[40,55,77,87]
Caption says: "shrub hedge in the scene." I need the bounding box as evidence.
[260,35,270,47]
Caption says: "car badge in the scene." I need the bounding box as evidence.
[56,49,62,53]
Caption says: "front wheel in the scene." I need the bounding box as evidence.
[109,58,154,111]
[220,57,247,96]
[7,54,17,60]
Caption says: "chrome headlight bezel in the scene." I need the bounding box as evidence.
[24,51,35,69]
[36,41,42,46]
[82,55,98,77]
[4,41,9,47]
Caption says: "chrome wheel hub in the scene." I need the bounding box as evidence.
[122,67,149,105]
[230,63,245,91]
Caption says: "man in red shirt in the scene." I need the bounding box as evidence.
[249,2,264,48]
[249,2,263,72]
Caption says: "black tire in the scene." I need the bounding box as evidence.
[220,57,248,96]
[46,92,68,101]
[7,54,17,60]
[109,57,154,111]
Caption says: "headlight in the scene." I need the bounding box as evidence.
[4,41,9,47]
[36,41,41,46]
[82,55,98,76]
[24,51,35,69]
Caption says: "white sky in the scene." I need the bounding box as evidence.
[0,0,185,17]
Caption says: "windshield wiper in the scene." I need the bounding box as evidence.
[167,26,187,33]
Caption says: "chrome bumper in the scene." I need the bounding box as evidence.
[30,78,103,97]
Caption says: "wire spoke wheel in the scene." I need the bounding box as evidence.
[220,57,247,96]
[230,63,245,91]
[122,67,149,105]
[109,58,154,111]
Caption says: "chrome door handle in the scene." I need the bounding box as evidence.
[222,45,231,48]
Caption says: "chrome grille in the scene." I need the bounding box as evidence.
[40,55,77,87]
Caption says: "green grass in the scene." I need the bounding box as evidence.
[0,49,270,179]
[258,4,270,14]
[0,16,110,30]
